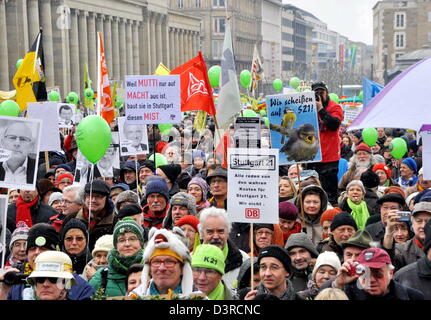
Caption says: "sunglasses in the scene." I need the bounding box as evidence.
[34,277,61,284]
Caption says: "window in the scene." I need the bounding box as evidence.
[212,40,223,59]
[213,0,225,8]
[282,18,292,28]
[177,0,184,8]
[282,47,293,55]
[282,61,291,71]
[196,0,201,7]
[395,53,404,59]
[394,12,406,29]
[213,18,225,34]
[282,32,292,41]
[428,12,431,22]
[394,33,405,48]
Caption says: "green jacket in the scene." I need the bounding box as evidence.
[89,264,127,298]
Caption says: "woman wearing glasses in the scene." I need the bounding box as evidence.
[60,219,91,274]
[89,218,145,297]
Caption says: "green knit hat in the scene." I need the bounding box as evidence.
[113,217,145,248]
[192,244,225,275]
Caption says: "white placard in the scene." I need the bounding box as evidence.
[124,75,181,125]
[57,103,76,128]
[0,195,7,268]
[234,117,261,148]
[227,148,279,224]
[118,117,149,156]
[420,129,431,180]
[27,102,61,152]
[343,104,363,126]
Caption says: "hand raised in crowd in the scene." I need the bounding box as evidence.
[315,97,323,112]
[332,259,361,289]
[85,264,97,280]
[0,267,20,300]
[383,210,402,249]
[0,267,20,286]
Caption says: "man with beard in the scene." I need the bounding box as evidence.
[306,82,343,206]
[338,143,376,192]
[142,178,170,229]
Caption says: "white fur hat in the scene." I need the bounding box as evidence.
[92,234,114,256]
[132,227,192,296]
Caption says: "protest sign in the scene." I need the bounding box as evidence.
[118,116,149,156]
[27,102,61,151]
[0,194,7,268]
[266,91,321,165]
[234,117,261,148]
[124,75,181,125]
[343,104,363,126]
[227,148,278,224]
[420,125,431,180]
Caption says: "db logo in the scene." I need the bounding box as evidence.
[245,208,260,219]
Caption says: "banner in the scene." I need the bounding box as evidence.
[362,77,384,108]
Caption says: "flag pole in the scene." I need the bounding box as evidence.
[96,32,101,116]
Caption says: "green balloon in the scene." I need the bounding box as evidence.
[67,92,79,105]
[148,153,168,168]
[359,91,364,101]
[240,70,252,89]
[263,116,269,127]
[48,91,60,102]
[0,100,20,117]
[158,123,173,135]
[208,65,221,88]
[273,79,283,92]
[84,88,94,100]
[289,77,301,89]
[362,128,378,147]
[259,110,266,116]
[390,137,408,159]
[16,59,23,70]
[76,115,112,164]
[242,109,258,117]
[329,93,339,104]
[115,97,123,109]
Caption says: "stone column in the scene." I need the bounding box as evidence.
[88,12,97,86]
[155,14,163,68]
[132,21,140,74]
[162,16,169,68]
[119,18,127,80]
[69,9,80,93]
[103,15,113,74]
[126,20,133,75]
[139,12,149,74]
[169,27,175,69]
[149,12,157,72]
[78,10,89,94]
[182,30,188,64]
[112,17,120,80]
[40,0,55,86]
[175,28,180,67]
[27,0,40,47]
[61,17,71,95]
[0,0,9,90]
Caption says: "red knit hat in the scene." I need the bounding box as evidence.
[175,215,200,232]
[355,143,371,154]
[372,163,392,179]
[55,172,74,185]
[320,207,342,226]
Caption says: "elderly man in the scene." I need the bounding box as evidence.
[121,123,148,153]
[191,244,237,300]
[49,185,85,232]
[341,229,373,263]
[206,166,228,209]
[142,178,170,229]
[383,202,431,270]
[0,121,37,185]
[244,245,299,300]
[285,233,319,292]
[162,192,196,230]
[198,207,249,289]
[327,247,424,300]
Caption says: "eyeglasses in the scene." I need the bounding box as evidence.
[117,236,139,244]
[192,267,218,277]
[34,277,61,284]
[64,236,86,243]
[4,135,31,143]
[150,259,178,268]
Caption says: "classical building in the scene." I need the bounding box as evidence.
[373,0,431,84]
[0,0,201,100]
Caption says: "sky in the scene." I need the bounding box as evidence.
[283,0,379,45]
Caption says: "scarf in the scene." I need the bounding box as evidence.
[149,281,182,295]
[109,249,144,275]
[347,199,370,230]
[398,175,419,188]
[208,281,225,300]
[257,279,296,300]
[414,238,424,249]
[82,207,107,231]
[283,221,302,243]
[143,205,167,229]
[15,196,38,228]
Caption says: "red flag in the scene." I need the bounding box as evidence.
[171,52,216,116]
[214,129,231,168]
[97,32,114,124]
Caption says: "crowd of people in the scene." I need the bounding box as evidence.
[0,81,430,302]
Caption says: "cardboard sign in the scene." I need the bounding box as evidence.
[227,148,279,224]
[266,92,322,165]
[27,102,61,152]
[124,75,181,125]
[420,125,431,180]
[343,104,363,126]
[234,117,261,148]
[118,117,149,156]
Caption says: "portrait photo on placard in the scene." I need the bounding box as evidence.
[74,150,91,185]
[57,103,75,128]
[0,195,7,268]
[95,131,120,178]
[0,116,41,190]
[118,117,149,156]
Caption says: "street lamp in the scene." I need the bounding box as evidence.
[383,44,388,85]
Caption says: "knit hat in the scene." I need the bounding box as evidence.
[133,227,193,296]
[192,244,225,275]
[36,179,61,198]
[258,245,292,274]
[192,150,206,163]
[402,157,418,174]
[320,208,342,226]
[341,229,372,249]
[312,251,341,280]
[406,192,419,208]
[372,164,392,180]
[84,179,110,196]
[145,178,170,202]
[113,218,145,247]
[27,223,60,253]
[330,212,358,232]
[55,164,72,173]
[346,180,365,194]
[254,224,275,232]
[187,177,210,202]
[279,202,299,221]
[115,190,140,212]
[169,192,197,216]
[423,220,431,254]
[139,160,156,173]
[110,183,130,192]
[355,143,371,154]
[360,169,380,189]
[158,164,182,184]
[60,218,88,245]
[55,172,74,185]
[284,233,319,258]
[175,215,200,232]
[413,189,431,204]
[384,186,406,198]
[206,166,228,184]
[48,192,63,206]
[9,222,30,251]
[92,234,114,256]
[377,193,406,207]
[117,204,143,220]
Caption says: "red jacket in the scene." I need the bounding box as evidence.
[318,99,343,162]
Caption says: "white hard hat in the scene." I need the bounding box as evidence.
[27,251,74,284]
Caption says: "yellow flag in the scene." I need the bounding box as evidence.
[154,63,170,75]
[194,110,207,134]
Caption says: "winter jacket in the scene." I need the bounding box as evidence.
[365,221,386,242]
[390,238,425,271]
[394,257,431,299]
[289,266,313,293]
[143,204,169,229]
[318,99,343,163]
[316,234,344,262]
[6,200,58,233]
[256,279,300,300]
[90,265,126,298]
[222,239,250,290]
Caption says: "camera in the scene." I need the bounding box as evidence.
[348,264,366,276]
[315,92,321,101]
[1,271,28,286]
[397,211,412,222]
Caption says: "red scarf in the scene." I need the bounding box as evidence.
[143,204,168,229]
[283,221,302,243]
[82,208,107,231]
[15,196,38,228]
[415,238,424,249]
